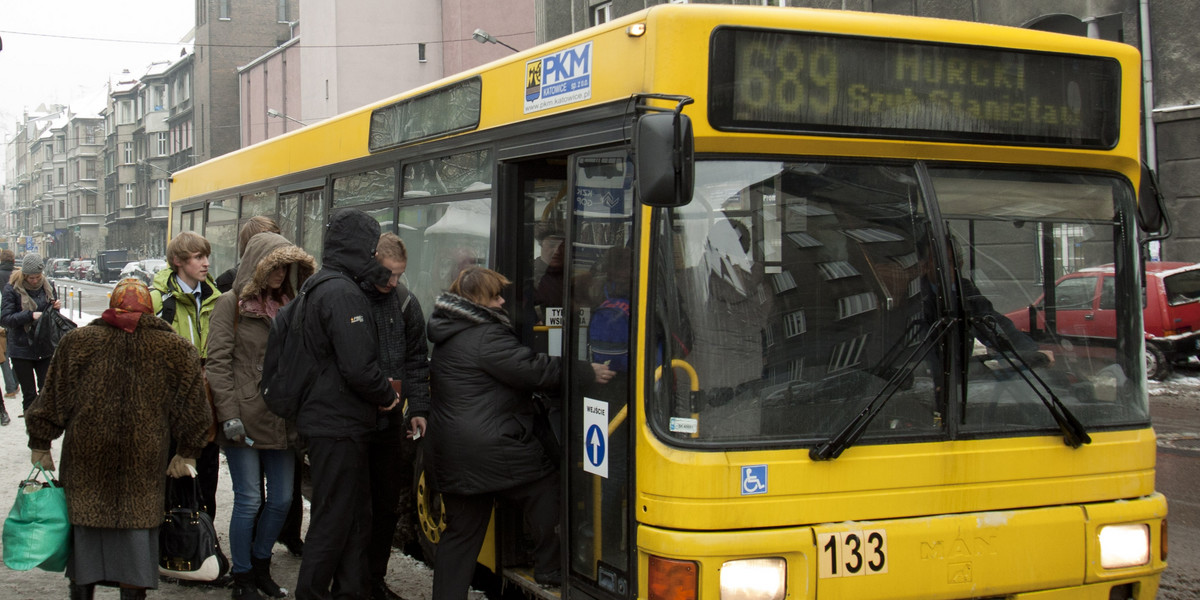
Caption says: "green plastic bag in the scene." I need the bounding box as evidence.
[3,466,71,572]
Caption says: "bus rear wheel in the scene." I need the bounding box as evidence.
[414,443,445,566]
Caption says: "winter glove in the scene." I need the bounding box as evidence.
[223,418,247,444]
[166,455,197,478]
[31,449,55,471]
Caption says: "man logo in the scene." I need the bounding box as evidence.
[525,60,543,101]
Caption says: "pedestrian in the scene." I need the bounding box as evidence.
[0,249,19,424]
[24,278,213,600]
[214,215,307,558]
[425,267,615,598]
[150,232,224,522]
[294,208,399,600]
[208,232,316,600]
[0,252,62,415]
[361,233,430,600]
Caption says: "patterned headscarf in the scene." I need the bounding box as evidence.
[102,278,155,333]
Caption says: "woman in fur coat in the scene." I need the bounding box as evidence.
[25,278,213,600]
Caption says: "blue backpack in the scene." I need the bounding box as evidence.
[588,295,630,372]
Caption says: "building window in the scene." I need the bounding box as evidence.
[158,132,168,156]
[45,146,53,160]
[784,310,807,338]
[85,126,96,144]
[85,159,96,179]
[126,184,135,208]
[153,85,167,111]
[86,193,96,215]
[58,168,65,185]
[591,2,612,26]
[59,200,66,219]
[124,143,133,164]
[418,43,426,63]
[158,180,169,207]
[219,0,230,19]
[277,0,288,22]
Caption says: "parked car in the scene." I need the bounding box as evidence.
[1005,261,1200,380]
[69,259,94,280]
[119,258,169,287]
[47,258,73,279]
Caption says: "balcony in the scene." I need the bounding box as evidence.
[170,98,192,118]
[106,206,143,224]
[147,206,170,221]
[69,214,105,228]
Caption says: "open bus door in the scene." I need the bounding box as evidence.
[563,149,638,597]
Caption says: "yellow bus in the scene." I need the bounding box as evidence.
[169,4,1169,598]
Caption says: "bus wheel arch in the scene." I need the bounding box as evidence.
[414,442,445,566]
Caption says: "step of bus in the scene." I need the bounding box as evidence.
[501,567,561,600]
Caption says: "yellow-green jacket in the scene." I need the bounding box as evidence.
[150,267,221,358]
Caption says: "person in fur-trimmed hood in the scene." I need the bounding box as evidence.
[426,266,615,595]
[25,278,212,599]
[206,231,316,600]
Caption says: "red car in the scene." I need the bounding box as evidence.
[1005,261,1200,380]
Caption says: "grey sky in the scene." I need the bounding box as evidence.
[1,0,193,171]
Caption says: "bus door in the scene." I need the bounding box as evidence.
[563,149,637,596]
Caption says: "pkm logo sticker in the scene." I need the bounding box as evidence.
[525,41,593,114]
[741,464,767,496]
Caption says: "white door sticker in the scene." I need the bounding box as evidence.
[582,397,609,478]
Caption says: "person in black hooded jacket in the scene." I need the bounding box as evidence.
[427,267,615,597]
[294,208,399,600]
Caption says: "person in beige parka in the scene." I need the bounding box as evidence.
[206,231,316,600]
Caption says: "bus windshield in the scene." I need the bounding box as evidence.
[648,160,1147,448]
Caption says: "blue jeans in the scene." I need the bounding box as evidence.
[224,446,295,574]
[2,347,16,394]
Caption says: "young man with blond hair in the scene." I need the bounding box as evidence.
[151,231,224,526]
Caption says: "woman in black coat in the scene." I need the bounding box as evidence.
[426,267,612,597]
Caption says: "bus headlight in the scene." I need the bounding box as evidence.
[1099,524,1150,569]
[720,558,786,600]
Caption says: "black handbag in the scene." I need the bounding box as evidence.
[159,477,229,582]
[32,305,76,357]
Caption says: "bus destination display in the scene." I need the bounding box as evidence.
[709,28,1120,148]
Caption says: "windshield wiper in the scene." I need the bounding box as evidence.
[811,317,952,461]
[970,314,1091,448]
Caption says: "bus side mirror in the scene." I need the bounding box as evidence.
[1137,163,1167,234]
[635,112,694,208]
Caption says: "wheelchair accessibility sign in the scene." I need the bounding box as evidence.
[583,397,608,478]
[741,465,768,496]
